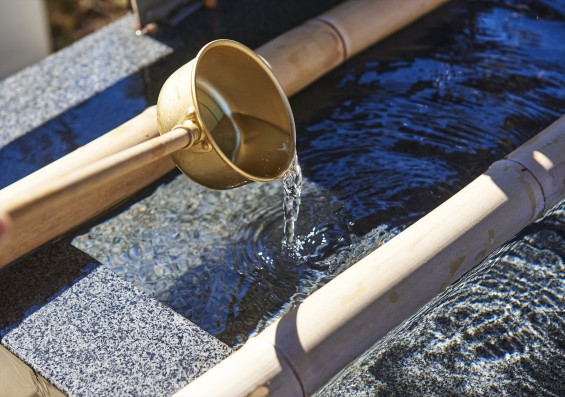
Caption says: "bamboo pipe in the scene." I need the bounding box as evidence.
[175,116,565,397]
[0,0,449,267]
[257,0,449,96]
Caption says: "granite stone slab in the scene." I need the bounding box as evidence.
[0,14,172,147]
[2,266,231,397]
[0,240,99,337]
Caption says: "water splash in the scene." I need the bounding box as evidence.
[282,154,303,248]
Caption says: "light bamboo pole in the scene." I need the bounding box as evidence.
[0,0,448,267]
[3,128,194,219]
[257,0,449,96]
[175,116,565,397]
[0,109,174,266]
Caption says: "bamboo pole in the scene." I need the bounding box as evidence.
[0,0,448,267]
[3,128,192,218]
[175,116,565,397]
[0,110,175,266]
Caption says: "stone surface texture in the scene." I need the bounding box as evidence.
[0,14,171,147]
[2,266,231,397]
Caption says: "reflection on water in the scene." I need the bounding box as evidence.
[229,112,294,178]
[74,0,565,389]
[210,115,241,164]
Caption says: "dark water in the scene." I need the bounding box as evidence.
[31,0,565,393]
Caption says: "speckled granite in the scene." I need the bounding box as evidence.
[0,14,171,147]
[0,240,98,336]
[2,266,231,397]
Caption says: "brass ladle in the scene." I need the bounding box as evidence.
[157,39,296,189]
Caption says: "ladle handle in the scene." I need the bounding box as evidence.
[2,128,191,218]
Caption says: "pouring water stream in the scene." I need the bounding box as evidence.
[282,154,303,249]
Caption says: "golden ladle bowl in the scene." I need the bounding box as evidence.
[157,39,296,189]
